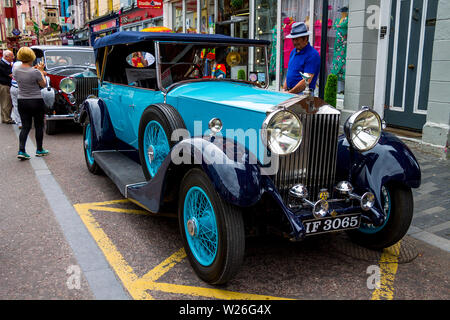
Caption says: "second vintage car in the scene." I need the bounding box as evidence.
[32,45,98,134]
[79,31,421,284]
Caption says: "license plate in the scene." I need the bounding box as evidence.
[304,213,361,236]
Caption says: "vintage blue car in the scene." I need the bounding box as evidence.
[79,31,421,284]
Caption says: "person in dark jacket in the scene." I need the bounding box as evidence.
[0,50,15,124]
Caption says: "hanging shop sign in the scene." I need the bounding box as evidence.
[120,7,163,26]
[92,19,118,33]
[137,0,163,9]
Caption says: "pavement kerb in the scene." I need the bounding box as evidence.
[12,125,131,300]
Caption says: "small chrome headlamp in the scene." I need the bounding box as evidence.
[68,93,76,105]
[344,107,382,152]
[262,109,303,155]
[59,77,76,94]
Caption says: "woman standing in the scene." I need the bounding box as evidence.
[13,47,49,160]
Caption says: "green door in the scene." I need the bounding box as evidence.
[384,0,439,131]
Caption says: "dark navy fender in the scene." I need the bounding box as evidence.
[127,136,265,213]
[79,98,118,151]
[336,131,421,211]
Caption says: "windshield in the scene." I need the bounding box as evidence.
[44,50,95,69]
[158,42,268,89]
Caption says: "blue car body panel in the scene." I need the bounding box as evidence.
[99,81,293,163]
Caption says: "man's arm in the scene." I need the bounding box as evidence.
[288,75,314,94]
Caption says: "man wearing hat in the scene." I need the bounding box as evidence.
[283,22,321,94]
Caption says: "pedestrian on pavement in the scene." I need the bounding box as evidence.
[283,22,321,94]
[13,47,49,160]
[0,50,15,124]
[10,61,22,128]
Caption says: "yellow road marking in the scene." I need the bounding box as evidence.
[74,203,153,300]
[140,248,187,282]
[74,201,290,300]
[371,241,402,300]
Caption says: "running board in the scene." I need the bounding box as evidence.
[93,150,170,213]
[93,151,146,197]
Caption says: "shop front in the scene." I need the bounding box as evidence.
[19,35,37,47]
[89,14,119,46]
[166,0,349,98]
[120,6,164,32]
[73,28,90,46]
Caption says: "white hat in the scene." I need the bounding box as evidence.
[286,22,311,39]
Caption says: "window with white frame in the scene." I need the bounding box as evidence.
[4,0,13,8]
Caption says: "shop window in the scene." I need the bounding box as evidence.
[255,0,277,87]
[186,0,198,33]
[200,0,216,34]
[172,0,183,33]
[216,0,249,37]
[280,0,348,99]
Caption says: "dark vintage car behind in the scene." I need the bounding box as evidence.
[31,45,98,134]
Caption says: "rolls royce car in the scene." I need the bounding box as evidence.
[78,31,421,284]
[32,45,98,134]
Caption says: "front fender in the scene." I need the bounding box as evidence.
[79,98,117,151]
[172,137,264,208]
[336,131,421,210]
[126,136,264,214]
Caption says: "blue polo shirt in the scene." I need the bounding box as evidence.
[286,43,321,92]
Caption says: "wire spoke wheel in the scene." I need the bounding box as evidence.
[179,168,245,284]
[143,120,170,178]
[138,104,186,181]
[359,186,391,234]
[83,119,101,174]
[347,183,413,250]
[84,123,94,165]
[184,186,218,266]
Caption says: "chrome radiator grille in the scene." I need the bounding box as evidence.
[74,78,98,106]
[272,113,340,202]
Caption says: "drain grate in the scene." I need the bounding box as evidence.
[329,234,419,264]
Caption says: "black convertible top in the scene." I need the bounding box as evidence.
[93,31,270,51]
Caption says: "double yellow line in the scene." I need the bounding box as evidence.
[371,242,402,300]
[74,199,402,300]
[74,200,289,300]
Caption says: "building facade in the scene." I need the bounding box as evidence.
[0,0,19,52]
[163,0,448,158]
[343,0,448,158]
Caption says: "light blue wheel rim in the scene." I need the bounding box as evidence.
[85,124,94,165]
[183,186,218,267]
[359,186,391,234]
[143,120,170,178]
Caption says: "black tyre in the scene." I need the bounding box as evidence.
[178,168,245,284]
[45,119,57,135]
[83,116,101,174]
[138,103,185,180]
[347,183,413,250]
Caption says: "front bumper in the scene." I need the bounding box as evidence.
[264,177,386,241]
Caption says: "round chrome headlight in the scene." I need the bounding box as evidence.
[59,77,76,94]
[344,108,382,152]
[262,110,303,155]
